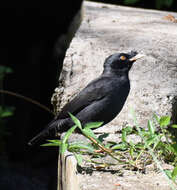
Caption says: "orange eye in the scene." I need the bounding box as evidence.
[120,56,126,61]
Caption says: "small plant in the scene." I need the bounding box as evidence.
[0,65,53,154]
[43,112,177,188]
[130,110,177,189]
[0,65,14,153]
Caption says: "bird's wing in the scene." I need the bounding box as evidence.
[57,76,111,119]
[28,118,69,146]
[28,76,113,146]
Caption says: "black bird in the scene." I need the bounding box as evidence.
[28,51,144,145]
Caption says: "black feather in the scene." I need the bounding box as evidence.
[28,51,139,145]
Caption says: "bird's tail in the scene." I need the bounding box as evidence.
[28,119,69,146]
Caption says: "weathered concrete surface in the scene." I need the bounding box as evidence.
[57,134,175,190]
[58,152,80,190]
[53,1,177,133]
[55,1,177,190]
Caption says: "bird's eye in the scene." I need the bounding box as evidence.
[120,56,126,61]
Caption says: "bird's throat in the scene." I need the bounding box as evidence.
[103,67,129,78]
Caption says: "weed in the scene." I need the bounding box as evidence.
[43,112,177,189]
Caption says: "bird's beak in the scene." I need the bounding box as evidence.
[129,53,145,62]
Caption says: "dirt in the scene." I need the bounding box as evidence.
[78,170,172,190]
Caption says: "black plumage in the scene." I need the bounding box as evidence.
[28,51,143,145]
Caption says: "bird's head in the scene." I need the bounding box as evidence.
[103,51,144,74]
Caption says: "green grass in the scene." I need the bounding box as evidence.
[1,65,176,188]
[43,112,177,189]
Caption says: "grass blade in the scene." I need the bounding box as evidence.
[130,108,177,190]
[63,125,77,144]
[74,153,83,166]
[148,120,155,135]
[84,122,103,129]
[172,166,177,181]
[60,125,77,154]
[68,112,82,129]
[60,142,68,154]
[159,116,171,127]
[69,142,95,152]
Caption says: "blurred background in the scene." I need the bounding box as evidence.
[89,0,177,12]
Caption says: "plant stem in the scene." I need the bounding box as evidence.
[131,109,177,190]
[0,90,54,115]
[82,132,129,164]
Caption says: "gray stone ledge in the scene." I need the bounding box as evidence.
[56,1,177,190]
[53,1,177,131]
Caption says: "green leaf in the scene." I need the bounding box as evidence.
[68,113,82,129]
[171,144,177,155]
[5,67,13,74]
[74,153,83,166]
[141,129,151,137]
[148,120,155,135]
[0,106,14,118]
[153,113,160,123]
[82,128,102,145]
[83,128,98,140]
[124,0,141,5]
[84,122,103,129]
[60,142,68,154]
[63,125,77,144]
[135,143,145,149]
[41,139,61,147]
[159,116,171,127]
[129,141,135,147]
[47,139,61,143]
[41,143,60,147]
[1,110,13,118]
[0,66,13,75]
[146,135,159,146]
[164,0,173,7]
[163,144,173,152]
[121,127,133,143]
[129,146,134,158]
[165,170,172,179]
[82,128,96,138]
[152,135,161,149]
[69,142,95,152]
[111,143,128,150]
[121,129,127,143]
[171,124,177,129]
[98,133,109,143]
[124,126,133,134]
[105,142,114,149]
[171,166,177,181]
[60,125,77,154]
[0,66,13,80]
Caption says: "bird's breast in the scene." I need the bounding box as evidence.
[102,80,130,124]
